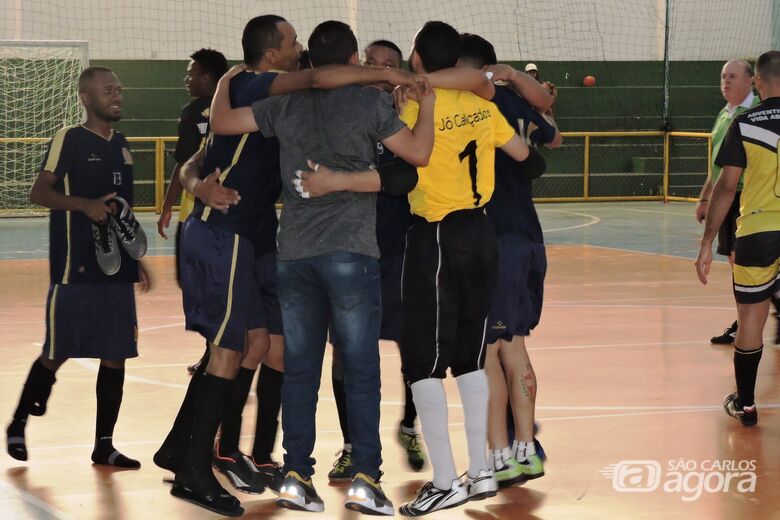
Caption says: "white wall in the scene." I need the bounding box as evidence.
[1,0,775,61]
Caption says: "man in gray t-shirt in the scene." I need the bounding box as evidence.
[252,85,403,261]
[209,20,434,513]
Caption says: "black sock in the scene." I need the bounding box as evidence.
[91,364,139,468]
[252,364,282,463]
[154,348,210,472]
[332,370,350,446]
[7,359,57,461]
[772,294,780,315]
[20,358,57,418]
[181,373,233,477]
[734,346,763,407]
[218,366,255,455]
[401,382,417,429]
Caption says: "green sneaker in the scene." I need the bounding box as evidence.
[397,425,425,471]
[495,456,525,488]
[519,453,545,481]
[327,449,354,482]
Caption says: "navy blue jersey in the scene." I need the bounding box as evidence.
[40,125,139,284]
[174,95,211,163]
[192,71,282,256]
[375,141,413,257]
[486,85,557,242]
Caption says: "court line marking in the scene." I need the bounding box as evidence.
[539,209,602,233]
[546,303,736,310]
[18,404,780,456]
[0,480,75,520]
[624,208,693,217]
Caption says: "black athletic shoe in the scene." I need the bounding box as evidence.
[276,471,324,512]
[253,459,283,495]
[6,421,27,461]
[212,447,266,494]
[171,465,244,517]
[91,221,121,275]
[345,472,394,516]
[106,196,147,260]
[711,321,738,345]
[723,392,758,426]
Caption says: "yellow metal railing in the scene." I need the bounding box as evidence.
[0,131,714,212]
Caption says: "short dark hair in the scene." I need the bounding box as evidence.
[308,21,358,67]
[190,48,229,82]
[756,50,780,81]
[298,49,312,70]
[413,21,461,72]
[78,66,114,92]
[366,39,403,61]
[459,33,497,68]
[242,15,286,66]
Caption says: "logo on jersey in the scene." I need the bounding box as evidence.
[201,107,210,119]
[122,147,133,165]
[113,171,122,185]
[87,153,101,162]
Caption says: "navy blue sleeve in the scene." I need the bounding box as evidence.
[250,72,279,102]
[40,127,76,179]
[173,102,202,163]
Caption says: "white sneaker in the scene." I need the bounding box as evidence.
[465,469,498,501]
[398,478,468,516]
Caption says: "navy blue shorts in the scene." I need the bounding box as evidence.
[379,253,403,343]
[180,217,257,352]
[253,252,283,336]
[43,283,138,361]
[486,235,547,344]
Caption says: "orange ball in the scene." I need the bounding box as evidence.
[583,75,596,87]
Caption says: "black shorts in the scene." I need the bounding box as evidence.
[716,191,741,256]
[253,252,283,336]
[733,231,780,304]
[486,235,547,344]
[43,283,138,361]
[180,216,258,352]
[400,209,497,383]
[379,253,404,343]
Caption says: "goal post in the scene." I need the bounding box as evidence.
[0,40,87,214]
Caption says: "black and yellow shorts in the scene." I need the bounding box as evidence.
[733,231,780,304]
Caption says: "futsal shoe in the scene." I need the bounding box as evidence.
[494,455,525,488]
[212,447,266,494]
[723,392,758,426]
[276,471,325,512]
[92,221,121,275]
[399,478,468,516]
[397,425,425,471]
[6,422,27,461]
[345,472,395,516]
[711,321,738,345]
[106,196,147,260]
[465,469,498,501]
[519,453,545,481]
[171,468,244,517]
[328,449,354,482]
[253,459,283,495]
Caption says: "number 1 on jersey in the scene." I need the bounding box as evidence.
[458,139,480,206]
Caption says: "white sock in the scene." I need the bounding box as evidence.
[513,440,534,460]
[491,449,503,470]
[400,424,417,436]
[411,378,457,489]
[501,446,512,462]
[455,370,489,478]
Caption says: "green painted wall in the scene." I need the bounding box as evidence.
[91,59,727,205]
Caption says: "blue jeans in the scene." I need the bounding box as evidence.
[277,252,382,479]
